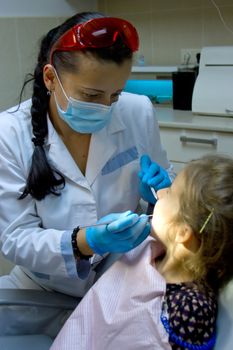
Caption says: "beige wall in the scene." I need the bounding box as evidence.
[0,17,67,111]
[1,1,232,112]
[0,0,97,112]
[98,0,233,66]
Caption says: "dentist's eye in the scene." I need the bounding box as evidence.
[82,92,99,98]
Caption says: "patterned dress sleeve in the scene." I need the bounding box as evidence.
[164,283,218,350]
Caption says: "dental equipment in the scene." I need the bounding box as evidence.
[192,46,233,116]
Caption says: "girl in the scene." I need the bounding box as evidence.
[51,154,233,350]
[151,154,233,349]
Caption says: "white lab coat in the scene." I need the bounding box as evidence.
[0,92,174,297]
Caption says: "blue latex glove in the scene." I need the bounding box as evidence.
[138,154,171,204]
[86,210,151,255]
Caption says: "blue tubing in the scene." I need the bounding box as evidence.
[124,79,173,103]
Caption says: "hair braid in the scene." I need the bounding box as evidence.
[20,28,65,200]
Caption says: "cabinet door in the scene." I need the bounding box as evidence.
[160,127,233,166]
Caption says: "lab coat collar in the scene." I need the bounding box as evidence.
[85,108,126,186]
[85,126,117,186]
[107,104,126,134]
[45,108,126,186]
[46,117,84,184]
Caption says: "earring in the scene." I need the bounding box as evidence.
[47,90,51,96]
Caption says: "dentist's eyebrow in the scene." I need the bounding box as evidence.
[81,87,104,92]
[79,87,123,93]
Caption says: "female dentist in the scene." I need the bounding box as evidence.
[0,12,173,309]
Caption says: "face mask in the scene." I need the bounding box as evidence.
[53,69,116,134]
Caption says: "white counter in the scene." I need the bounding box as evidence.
[132,66,178,73]
[155,106,233,133]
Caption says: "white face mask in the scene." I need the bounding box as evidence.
[53,69,116,133]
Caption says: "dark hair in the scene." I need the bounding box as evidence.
[19,12,133,200]
[177,154,233,292]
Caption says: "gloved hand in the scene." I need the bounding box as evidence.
[86,210,150,255]
[138,154,171,204]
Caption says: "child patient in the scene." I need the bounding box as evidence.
[51,154,233,350]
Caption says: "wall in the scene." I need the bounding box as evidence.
[0,0,97,17]
[0,0,97,111]
[98,0,233,66]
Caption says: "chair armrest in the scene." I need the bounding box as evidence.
[0,254,120,311]
[0,289,80,309]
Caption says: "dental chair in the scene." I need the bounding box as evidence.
[0,289,79,350]
[1,263,232,350]
[1,271,233,350]
[0,253,121,350]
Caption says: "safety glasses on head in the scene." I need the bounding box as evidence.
[50,17,139,63]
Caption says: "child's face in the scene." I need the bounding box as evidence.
[151,170,185,246]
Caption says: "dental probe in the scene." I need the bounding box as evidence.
[79,214,153,229]
[150,187,158,200]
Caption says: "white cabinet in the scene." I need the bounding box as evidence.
[156,107,233,173]
[160,127,233,173]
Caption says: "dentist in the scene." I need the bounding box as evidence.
[0,12,174,301]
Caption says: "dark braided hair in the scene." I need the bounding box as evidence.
[19,25,65,200]
[19,12,133,200]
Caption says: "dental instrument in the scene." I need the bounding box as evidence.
[150,187,158,200]
[79,214,153,229]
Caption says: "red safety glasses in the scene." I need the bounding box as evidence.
[50,17,139,63]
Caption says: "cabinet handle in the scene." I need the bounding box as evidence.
[180,136,217,146]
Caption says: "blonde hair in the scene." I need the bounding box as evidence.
[176,154,233,292]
